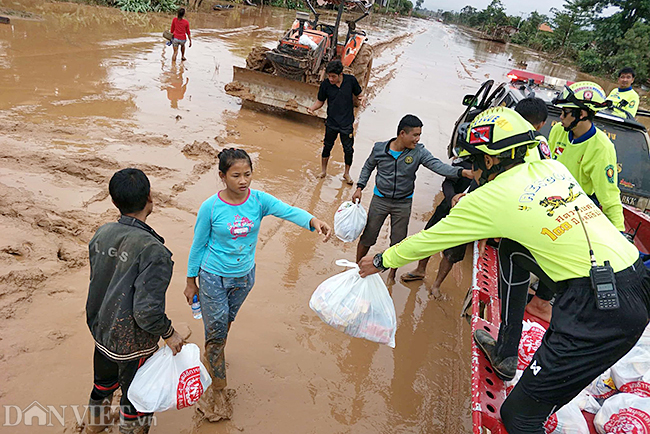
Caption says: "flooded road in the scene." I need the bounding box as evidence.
[0,2,611,433]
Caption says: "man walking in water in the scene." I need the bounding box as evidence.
[170,8,192,62]
[308,59,365,184]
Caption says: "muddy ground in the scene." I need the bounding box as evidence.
[0,1,614,433]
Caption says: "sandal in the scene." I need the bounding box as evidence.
[400,272,425,282]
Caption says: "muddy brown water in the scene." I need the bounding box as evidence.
[0,2,626,433]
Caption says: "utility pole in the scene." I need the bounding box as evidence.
[517,11,526,29]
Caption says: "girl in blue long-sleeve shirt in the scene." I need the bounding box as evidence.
[184,148,331,420]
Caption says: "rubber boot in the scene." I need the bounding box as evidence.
[473,329,517,381]
[85,395,113,434]
[119,415,151,434]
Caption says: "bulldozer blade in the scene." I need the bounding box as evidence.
[226,66,325,119]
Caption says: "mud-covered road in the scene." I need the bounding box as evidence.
[0,2,604,433]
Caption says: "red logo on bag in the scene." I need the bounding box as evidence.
[177,366,203,409]
[620,382,650,398]
[544,413,558,433]
[594,388,617,400]
[518,325,545,370]
[604,408,650,434]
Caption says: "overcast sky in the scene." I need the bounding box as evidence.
[423,0,568,16]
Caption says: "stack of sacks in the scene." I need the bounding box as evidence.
[504,322,650,432]
[594,393,650,433]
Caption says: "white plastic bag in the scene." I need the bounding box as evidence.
[127,343,212,413]
[298,34,318,50]
[611,346,650,393]
[594,393,650,434]
[619,371,650,398]
[606,324,650,398]
[544,398,590,434]
[505,370,523,395]
[573,390,603,414]
[310,259,397,347]
[585,368,617,402]
[334,201,367,243]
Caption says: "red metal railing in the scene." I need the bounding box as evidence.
[471,242,508,434]
[470,243,598,434]
[623,204,650,254]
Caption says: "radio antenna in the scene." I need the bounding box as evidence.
[575,206,597,266]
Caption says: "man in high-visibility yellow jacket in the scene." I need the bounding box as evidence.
[548,81,625,231]
[358,107,649,434]
[607,67,639,118]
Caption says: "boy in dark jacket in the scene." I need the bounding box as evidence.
[352,115,473,281]
[85,168,183,434]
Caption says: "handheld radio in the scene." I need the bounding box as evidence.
[574,206,620,310]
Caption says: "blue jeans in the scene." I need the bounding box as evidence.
[198,266,256,386]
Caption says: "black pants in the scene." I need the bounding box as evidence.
[424,201,467,263]
[322,126,354,166]
[91,347,152,420]
[496,239,560,359]
[498,242,650,433]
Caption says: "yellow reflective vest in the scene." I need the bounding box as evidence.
[607,87,639,118]
[382,160,637,281]
[548,123,624,231]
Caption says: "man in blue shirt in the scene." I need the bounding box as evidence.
[352,115,472,282]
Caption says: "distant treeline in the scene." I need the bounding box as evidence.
[79,0,418,16]
[440,0,650,83]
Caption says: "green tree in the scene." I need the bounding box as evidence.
[610,20,650,81]
[441,10,457,23]
[478,0,508,29]
[577,0,650,33]
[399,0,413,14]
[592,15,625,57]
[524,11,547,34]
[459,5,479,26]
[549,0,592,53]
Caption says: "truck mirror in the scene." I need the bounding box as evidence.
[462,95,477,107]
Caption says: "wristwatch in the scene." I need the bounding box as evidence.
[373,253,388,272]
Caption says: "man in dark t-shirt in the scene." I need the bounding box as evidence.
[308,59,364,184]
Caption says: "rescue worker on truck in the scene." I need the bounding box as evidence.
[548,81,625,231]
[401,97,552,300]
[357,107,650,434]
[606,67,639,118]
